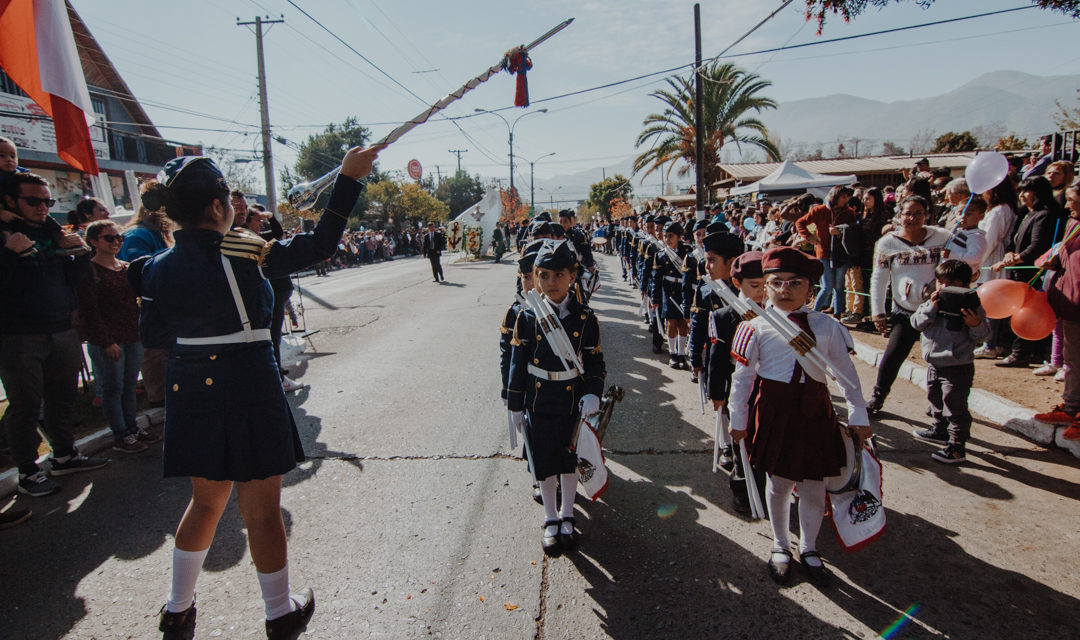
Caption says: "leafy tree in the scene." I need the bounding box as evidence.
[882,141,906,156]
[994,134,1030,151]
[206,148,259,194]
[1054,89,1080,129]
[633,61,780,191]
[804,1,1080,33]
[435,171,485,217]
[500,187,529,222]
[367,179,448,226]
[587,175,633,220]
[399,182,449,224]
[932,131,979,153]
[288,117,373,220]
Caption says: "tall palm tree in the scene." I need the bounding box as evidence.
[633,62,780,188]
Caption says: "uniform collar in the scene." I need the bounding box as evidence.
[174,228,224,243]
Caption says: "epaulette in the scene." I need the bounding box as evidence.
[221,228,268,262]
[730,322,755,366]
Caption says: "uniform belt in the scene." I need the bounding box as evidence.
[176,329,272,345]
[663,276,681,283]
[528,364,580,382]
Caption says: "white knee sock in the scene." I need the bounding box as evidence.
[716,412,732,446]
[766,475,795,553]
[796,479,827,558]
[676,334,687,355]
[667,337,677,354]
[257,564,298,620]
[167,546,209,613]
[559,472,577,520]
[539,476,559,522]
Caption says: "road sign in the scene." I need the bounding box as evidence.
[407,159,422,180]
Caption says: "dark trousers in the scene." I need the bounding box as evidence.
[873,311,921,400]
[927,362,975,444]
[428,253,443,281]
[0,330,82,474]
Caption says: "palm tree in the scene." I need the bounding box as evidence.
[633,61,780,188]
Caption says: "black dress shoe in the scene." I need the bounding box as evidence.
[159,599,196,640]
[542,520,562,556]
[767,549,792,584]
[866,392,885,416]
[532,484,543,504]
[800,551,832,587]
[265,588,315,640]
[559,516,579,551]
[718,446,735,472]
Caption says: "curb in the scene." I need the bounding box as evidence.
[850,338,1080,459]
[0,409,163,500]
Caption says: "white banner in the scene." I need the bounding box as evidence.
[0,92,109,161]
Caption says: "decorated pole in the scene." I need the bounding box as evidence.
[289,18,575,209]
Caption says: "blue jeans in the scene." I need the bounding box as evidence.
[813,258,848,315]
[87,342,143,440]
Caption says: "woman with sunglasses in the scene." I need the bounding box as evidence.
[76,220,154,453]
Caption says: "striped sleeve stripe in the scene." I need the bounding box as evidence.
[730,323,755,364]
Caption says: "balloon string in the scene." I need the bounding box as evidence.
[1027,218,1079,287]
[942,194,974,253]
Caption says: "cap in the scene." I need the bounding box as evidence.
[702,232,744,258]
[157,156,223,190]
[534,211,552,222]
[653,214,671,227]
[693,219,710,232]
[534,239,577,271]
[531,220,556,237]
[518,239,545,273]
[762,247,824,281]
[706,221,729,234]
[663,220,684,236]
[731,251,763,280]
[643,214,656,225]
[557,209,574,219]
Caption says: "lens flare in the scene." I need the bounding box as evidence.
[880,603,921,639]
[656,504,678,519]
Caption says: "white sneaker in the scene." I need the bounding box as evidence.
[282,376,307,393]
[1033,363,1059,376]
[973,345,1005,359]
[1056,368,1066,382]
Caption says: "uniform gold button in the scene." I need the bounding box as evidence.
[205,378,214,386]
[565,385,572,391]
[580,314,586,320]
[573,331,580,337]
[536,382,541,388]
[533,358,539,364]
[209,355,217,360]
[172,384,179,391]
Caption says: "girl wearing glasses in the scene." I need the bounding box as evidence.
[76,220,153,453]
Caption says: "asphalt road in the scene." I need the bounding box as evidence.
[1,251,1078,639]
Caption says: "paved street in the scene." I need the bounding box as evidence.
[2,251,1079,639]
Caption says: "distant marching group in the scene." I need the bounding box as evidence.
[502,208,885,587]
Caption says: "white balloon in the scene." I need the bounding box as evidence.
[965,151,1009,194]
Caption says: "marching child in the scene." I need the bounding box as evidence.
[651,220,692,369]
[729,247,871,586]
[909,259,989,463]
[507,240,607,555]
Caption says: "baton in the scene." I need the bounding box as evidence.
[712,411,722,473]
[739,440,766,520]
[698,373,707,416]
[507,411,518,450]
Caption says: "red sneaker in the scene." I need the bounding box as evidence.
[1034,404,1077,425]
[1063,424,1080,441]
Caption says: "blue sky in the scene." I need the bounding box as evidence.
[70,0,1078,200]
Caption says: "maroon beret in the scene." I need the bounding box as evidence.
[761,247,824,281]
[731,251,763,280]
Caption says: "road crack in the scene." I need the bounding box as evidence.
[605,448,712,456]
[306,452,521,462]
[535,555,550,640]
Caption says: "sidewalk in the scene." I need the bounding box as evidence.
[849,336,1080,459]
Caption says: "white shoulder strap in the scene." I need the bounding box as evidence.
[220,255,254,341]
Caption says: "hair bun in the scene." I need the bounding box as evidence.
[141,182,167,212]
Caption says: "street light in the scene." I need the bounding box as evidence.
[523,152,556,214]
[473,107,548,192]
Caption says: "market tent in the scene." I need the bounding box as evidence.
[729,159,856,199]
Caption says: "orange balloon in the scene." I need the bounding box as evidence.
[1010,291,1057,340]
[977,279,1032,319]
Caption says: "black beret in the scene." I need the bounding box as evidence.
[557,209,574,219]
[663,220,684,236]
[762,247,824,281]
[693,219,710,232]
[643,214,655,224]
[653,214,671,226]
[702,232,744,258]
[518,239,545,273]
[731,251,763,280]
[534,239,577,271]
[534,211,552,222]
[706,221,729,234]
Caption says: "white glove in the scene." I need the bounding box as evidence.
[511,411,525,433]
[579,394,600,417]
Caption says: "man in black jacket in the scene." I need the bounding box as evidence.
[0,173,109,497]
[421,221,445,282]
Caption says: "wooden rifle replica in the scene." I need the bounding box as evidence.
[703,278,859,389]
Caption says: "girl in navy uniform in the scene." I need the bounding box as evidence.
[651,220,692,369]
[136,147,381,639]
[507,240,606,555]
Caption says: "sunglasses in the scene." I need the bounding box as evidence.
[99,234,123,243]
[18,196,57,208]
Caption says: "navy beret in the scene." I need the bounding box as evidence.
[702,232,744,258]
[663,220,684,236]
[693,219,710,232]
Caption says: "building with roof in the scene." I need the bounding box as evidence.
[0,1,199,220]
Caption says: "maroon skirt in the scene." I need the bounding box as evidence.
[748,376,844,481]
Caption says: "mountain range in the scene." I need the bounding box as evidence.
[533,70,1078,204]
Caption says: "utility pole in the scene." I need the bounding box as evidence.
[448,149,467,174]
[693,4,706,220]
[434,165,442,183]
[237,14,284,215]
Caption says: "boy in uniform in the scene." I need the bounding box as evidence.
[651,220,693,368]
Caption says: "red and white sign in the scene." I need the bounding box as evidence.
[407,158,422,180]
